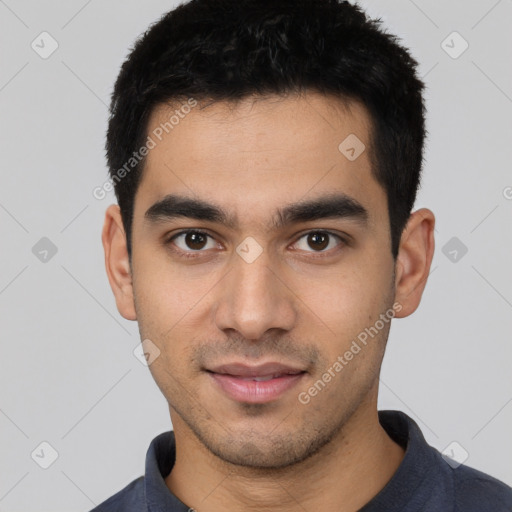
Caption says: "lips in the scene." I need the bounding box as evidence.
[207,362,305,378]
[206,362,306,403]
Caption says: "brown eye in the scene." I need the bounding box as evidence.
[307,232,329,251]
[184,232,208,250]
[170,230,216,252]
[293,231,343,253]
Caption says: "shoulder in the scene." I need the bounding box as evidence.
[451,462,512,512]
[88,476,145,512]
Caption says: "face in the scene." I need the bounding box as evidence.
[126,93,400,468]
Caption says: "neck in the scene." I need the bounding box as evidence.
[165,395,405,511]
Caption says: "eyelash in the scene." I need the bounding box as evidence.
[164,229,348,259]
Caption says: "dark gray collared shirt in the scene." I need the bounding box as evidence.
[90,410,512,511]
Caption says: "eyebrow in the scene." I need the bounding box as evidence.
[144,193,369,230]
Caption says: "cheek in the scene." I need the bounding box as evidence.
[132,246,216,327]
[291,262,389,337]
[131,249,220,378]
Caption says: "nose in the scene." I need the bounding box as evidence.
[214,247,298,341]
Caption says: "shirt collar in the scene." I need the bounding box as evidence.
[144,430,190,512]
[359,410,443,511]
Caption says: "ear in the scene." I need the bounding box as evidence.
[101,204,137,321]
[394,208,435,318]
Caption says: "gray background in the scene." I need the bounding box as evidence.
[1,0,511,510]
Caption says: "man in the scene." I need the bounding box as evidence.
[93,0,512,510]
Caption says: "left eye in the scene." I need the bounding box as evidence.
[294,231,343,252]
[293,231,343,252]
[171,231,217,251]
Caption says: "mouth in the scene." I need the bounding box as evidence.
[205,362,307,404]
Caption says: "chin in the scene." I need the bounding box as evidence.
[194,422,338,470]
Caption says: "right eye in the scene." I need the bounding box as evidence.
[167,230,219,255]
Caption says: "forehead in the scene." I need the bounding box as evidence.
[135,92,386,229]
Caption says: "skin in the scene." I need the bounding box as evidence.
[102,92,435,511]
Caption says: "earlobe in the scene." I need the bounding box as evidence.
[101,204,137,321]
[394,208,435,318]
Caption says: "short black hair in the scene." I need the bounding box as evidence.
[106,0,427,260]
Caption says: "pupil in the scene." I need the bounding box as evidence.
[308,232,328,251]
[186,232,207,250]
